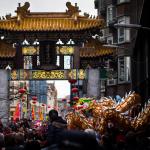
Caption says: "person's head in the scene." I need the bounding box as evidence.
[49,109,59,122]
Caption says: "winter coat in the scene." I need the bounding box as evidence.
[47,117,67,146]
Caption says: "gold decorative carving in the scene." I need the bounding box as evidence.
[32,71,65,79]
[56,46,74,55]
[9,70,86,80]
[11,70,18,80]
[22,46,39,55]
[15,2,30,20]
[66,2,81,17]
[78,70,86,80]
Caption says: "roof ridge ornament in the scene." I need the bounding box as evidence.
[15,2,30,21]
[66,2,81,19]
[5,14,11,20]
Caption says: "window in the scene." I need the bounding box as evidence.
[118,56,131,83]
[24,56,32,69]
[64,56,73,69]
[100,80,105,90]
[107,36,113,44]
[22,46,39,69]
[118,0,130,4]
[107,5,116,25]
[56,46,74,69]
[118,16,130,43]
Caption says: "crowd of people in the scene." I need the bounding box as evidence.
[0,109,150,150]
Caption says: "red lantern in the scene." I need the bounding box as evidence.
[62,98,66,101]
[32,101,37,104]
[73,96,79,101]
[18,88,26,94]
[32,96,37,101]
[68,79,77,84]
[71,87,78,93]
[22,97,26,102]
[42,104,45,107]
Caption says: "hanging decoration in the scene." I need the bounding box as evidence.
[68,79,77,84]
[62,98,67,102]
[32,101,37,105]
[71,87,78,93]
[73,96,79,101]
[18,88,26,94]
[32,96,37,101]
[48,105,51,109]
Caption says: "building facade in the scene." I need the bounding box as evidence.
[95,0,145,98]
[132,0,150,104]
[29,81,48,104]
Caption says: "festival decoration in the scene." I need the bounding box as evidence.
[18,88,26,94]
[73,96,79,101]
[71,87,78,93]
[39,109,44,121]
[66,92,150,134]
[115,93,141,112]
[68,79,77,84]
[62,98,67,102]
[131,101,150,130]
[42,103,45,107]
[13,103,20,121]
[31,107,35,120]
[32,101,37,105]
[48,105,51,108]
[32,96,37,101]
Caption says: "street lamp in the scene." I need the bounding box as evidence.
[114,23,150,31]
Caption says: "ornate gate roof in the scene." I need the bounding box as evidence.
[0,41,16,57]
[0,2,104,32]
[80,39,115,57]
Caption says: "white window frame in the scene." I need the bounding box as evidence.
[107,5,116,25]
[118,56,131,83]
[118,16,130,43]
[107,36,113,44]
[117,0,130,4]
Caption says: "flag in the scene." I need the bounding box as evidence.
[39,110,43,121]
[13,103,20,121]
[32,107,35,120]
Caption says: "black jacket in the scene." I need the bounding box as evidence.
[47,117,67,146]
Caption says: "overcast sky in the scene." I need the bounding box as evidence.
[0,0,97,16]
[47,80,70,99]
